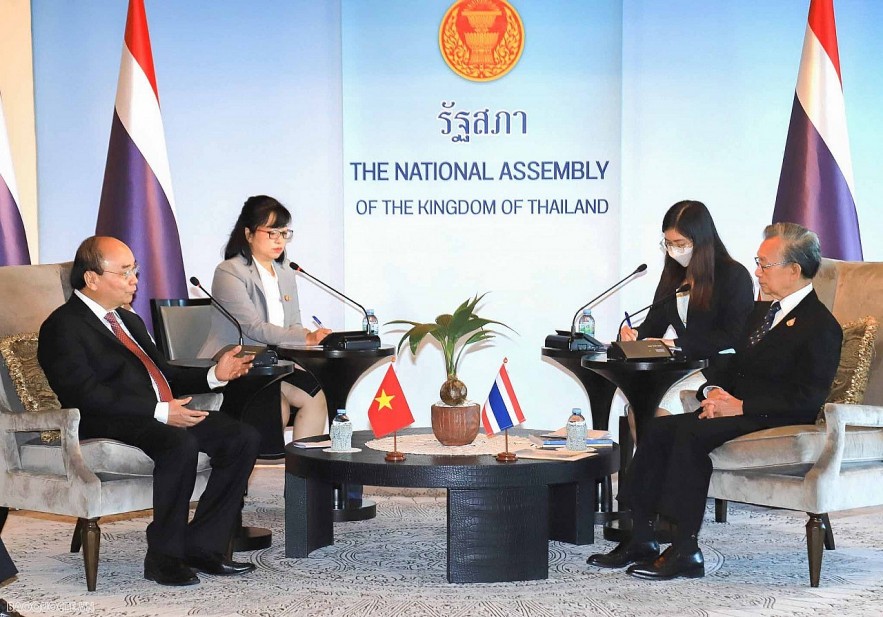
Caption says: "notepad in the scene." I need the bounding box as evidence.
[514,448,597,461]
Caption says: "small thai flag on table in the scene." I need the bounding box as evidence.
[481,360,525,434]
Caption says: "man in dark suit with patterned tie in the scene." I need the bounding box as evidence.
[38,236,261,586]
[587,222,843,580]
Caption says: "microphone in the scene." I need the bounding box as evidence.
[570,263,647,342]
[190,276,276,366]
[289,263,369,325]
[570,264,647,340]
[288,263,380,350]
[190,276,243,346]
[616,283,691,342]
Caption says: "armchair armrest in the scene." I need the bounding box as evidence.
[0,407,99,486]
[807,402,883,510]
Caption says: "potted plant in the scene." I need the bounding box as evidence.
[387,293,513,446]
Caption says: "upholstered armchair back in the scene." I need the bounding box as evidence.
[813,258,883,405]
[0,262,72,411]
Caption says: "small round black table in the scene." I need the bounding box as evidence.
[541,347,618,431]
[276,345,395,522]
[581,353,706,540]
[541,346,619,520]
[580,353,707,445]
[284,429,619,584]
[276,345,395,425]
[169,358,296,552]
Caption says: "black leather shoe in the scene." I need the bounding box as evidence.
[587,540,660,569]
[0,598,25,617]
[144,552,199,586]
[626,545,705,580]
[185,555,255,576]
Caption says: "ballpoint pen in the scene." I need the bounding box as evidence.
[624,311,633,328]
[312,315,324,328]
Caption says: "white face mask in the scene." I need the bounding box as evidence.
[667,245,693,267]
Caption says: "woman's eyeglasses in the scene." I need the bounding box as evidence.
[257,228,294,241]
[659,239,692,252]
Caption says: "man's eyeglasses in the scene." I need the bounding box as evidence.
[103,264,140,279]
[754,257,793,271]
[257,228,294,241]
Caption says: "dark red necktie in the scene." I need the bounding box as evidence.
[104,312,174,402]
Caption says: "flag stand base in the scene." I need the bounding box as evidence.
[385,432,406,462]
[495,429,517,462]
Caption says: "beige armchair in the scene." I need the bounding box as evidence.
[680,258,883,587]
[0,263,215,591]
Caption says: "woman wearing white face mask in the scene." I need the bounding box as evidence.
[620,200,754,361]
[619,200,754,432]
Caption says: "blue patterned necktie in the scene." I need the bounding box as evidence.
[748,301,780,347]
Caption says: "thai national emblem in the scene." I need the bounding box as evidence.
[439,0,525,82]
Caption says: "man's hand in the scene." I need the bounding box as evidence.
[167,397,209,428]
[698,388,744,419]
[306,328,332,346]
[214,345,254,381]
[619,326,638,341]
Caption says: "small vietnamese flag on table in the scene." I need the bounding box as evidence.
[368,364,414,438]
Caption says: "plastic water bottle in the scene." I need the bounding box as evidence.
[330,409,353,451]
[578,309,596,338]
[362,309,379,335]
[566,408,587,451]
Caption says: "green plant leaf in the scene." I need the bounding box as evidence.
[389,292,513,378]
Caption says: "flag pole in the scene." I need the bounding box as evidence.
[496,428,517,462]
[385,430,405,462]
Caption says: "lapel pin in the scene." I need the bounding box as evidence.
[786,318,796,327]
[283,294,291,302]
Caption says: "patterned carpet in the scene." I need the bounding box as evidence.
[2,465,882,617]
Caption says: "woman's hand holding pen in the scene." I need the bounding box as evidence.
[306,329,331,345]
[619,325,638,341]
[307,315,331,345]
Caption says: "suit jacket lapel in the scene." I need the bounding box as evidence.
[68,294,122,347]
[277,262,298,327]
[751,291,817,349]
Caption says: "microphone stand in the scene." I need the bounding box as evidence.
[616,283,692,341]
[189,276,276,366]
[289,263,380,350]
[290,263,369,326]
[570,264,648,342]
[190,276,244,346]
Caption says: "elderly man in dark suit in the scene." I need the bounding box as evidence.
[38,236,261,587]
[588,222,843,580]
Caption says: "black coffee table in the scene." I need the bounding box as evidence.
[284,429,619,583]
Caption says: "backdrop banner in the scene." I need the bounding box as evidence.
[342,1,623,428]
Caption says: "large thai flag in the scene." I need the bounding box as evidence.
[772,0,862,260]
[96,0,187,331]
[0,92,31,266]
[481,361,526,434]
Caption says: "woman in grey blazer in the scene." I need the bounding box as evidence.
[199,196,331,448]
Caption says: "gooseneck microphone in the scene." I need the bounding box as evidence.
[190,276,277,366]
[570,263,648,340]
[289,262,369,324]
[190,276,244,346]
[616,282,692,342]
